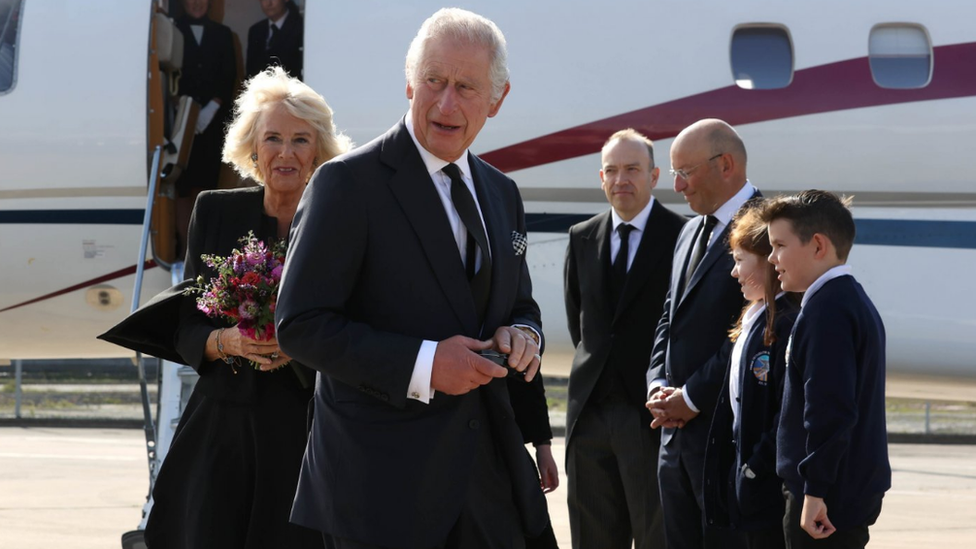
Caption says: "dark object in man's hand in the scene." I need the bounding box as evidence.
[480,350,526,378]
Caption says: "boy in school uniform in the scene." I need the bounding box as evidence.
[763,190,890,549]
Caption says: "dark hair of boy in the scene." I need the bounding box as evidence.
[761,190,856,260]
[727,199,802,346]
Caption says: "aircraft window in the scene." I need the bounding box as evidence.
[869,24,932,89]
[0,0,22,94]
[731,26,794,90]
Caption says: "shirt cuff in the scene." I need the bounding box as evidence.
[681,385,700,413]
[407,340,437,404]
[647,378,668,401]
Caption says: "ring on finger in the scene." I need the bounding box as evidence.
[534,353,542,362]
[271,351,279,360]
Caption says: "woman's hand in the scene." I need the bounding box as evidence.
[258,346,293,372]
[207,327,290,370]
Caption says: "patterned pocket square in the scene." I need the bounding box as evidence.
[511,231,527,256]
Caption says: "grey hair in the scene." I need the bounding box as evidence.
[223,67,352,184]
[404,8,509,103]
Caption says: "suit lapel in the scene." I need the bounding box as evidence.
[469,154,509,335]
[613,201,670,324]
[672,222,697,311]
[583,211,613,320]
[684,222,731,297]
[381,123,479,336]
[680,188,763,305]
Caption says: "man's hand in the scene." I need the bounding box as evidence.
[535,444,559,493]
[489,326,541,382]
[801,495,836,539]
[431,335,507,395]
[646,386,679,429]
[647,387,698,429]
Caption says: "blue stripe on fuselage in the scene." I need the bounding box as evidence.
[1,210,973,249]
[525,214,976,250]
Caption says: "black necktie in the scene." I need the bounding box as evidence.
[610,223,635,306]
[443,163,491,323]
[684,215,718,290]
[267,23,277,50]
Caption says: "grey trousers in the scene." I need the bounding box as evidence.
[567,397,664,549]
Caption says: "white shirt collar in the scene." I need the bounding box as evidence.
[711,180,757,227]
[611,196,656,233]
[405,113,473,182]
[801,265,853,308]
[270,9,289,29]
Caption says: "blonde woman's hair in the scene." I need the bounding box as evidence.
[223,67,352,184]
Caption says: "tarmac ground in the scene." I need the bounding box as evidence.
[1,428,975,549]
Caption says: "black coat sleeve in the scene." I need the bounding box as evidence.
[175,192,222,373]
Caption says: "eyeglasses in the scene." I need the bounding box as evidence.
[669,153,723,180]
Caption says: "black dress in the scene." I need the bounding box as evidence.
[102,187,321,549]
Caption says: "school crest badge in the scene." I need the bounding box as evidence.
[751,351,771,384]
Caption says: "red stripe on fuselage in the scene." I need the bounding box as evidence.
[481,42,976,173]
[0,261,158,313]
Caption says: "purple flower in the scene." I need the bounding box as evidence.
[238,299,259,320]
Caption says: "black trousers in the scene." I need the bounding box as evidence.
[658,426,745,549]
[324,421,525,549]
[783,486,881,549]
[567,397,664,549]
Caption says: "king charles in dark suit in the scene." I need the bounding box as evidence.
[276,9,548,549]
[246,0,303,79]
[564,130,685,549]
[645,119,760,549]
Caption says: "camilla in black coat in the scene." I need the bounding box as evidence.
[100,67,352,548]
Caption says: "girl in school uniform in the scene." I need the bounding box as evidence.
[702,198,801,548]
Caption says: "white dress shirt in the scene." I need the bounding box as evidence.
[190,25,204,45]
[610,197,655,271]
[404,114,491,403]
[728,291,783,428]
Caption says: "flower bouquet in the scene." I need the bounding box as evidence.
[185,231,288,370]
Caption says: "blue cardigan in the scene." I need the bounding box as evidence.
[704,294,799,531]
[776,275,891,529]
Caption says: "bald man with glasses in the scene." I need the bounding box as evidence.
[645,119,761,549]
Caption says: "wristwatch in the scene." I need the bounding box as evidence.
[514,325,541,346]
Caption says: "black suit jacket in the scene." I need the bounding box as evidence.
[646,189,760,448]
[276,121,548,547]
[564,202,686,444]
[175,16,237,189]
[246,6,303,79]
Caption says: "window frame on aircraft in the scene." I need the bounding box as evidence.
[730,24,795,90]
[868,23,933,89]
[0,0,23,95]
